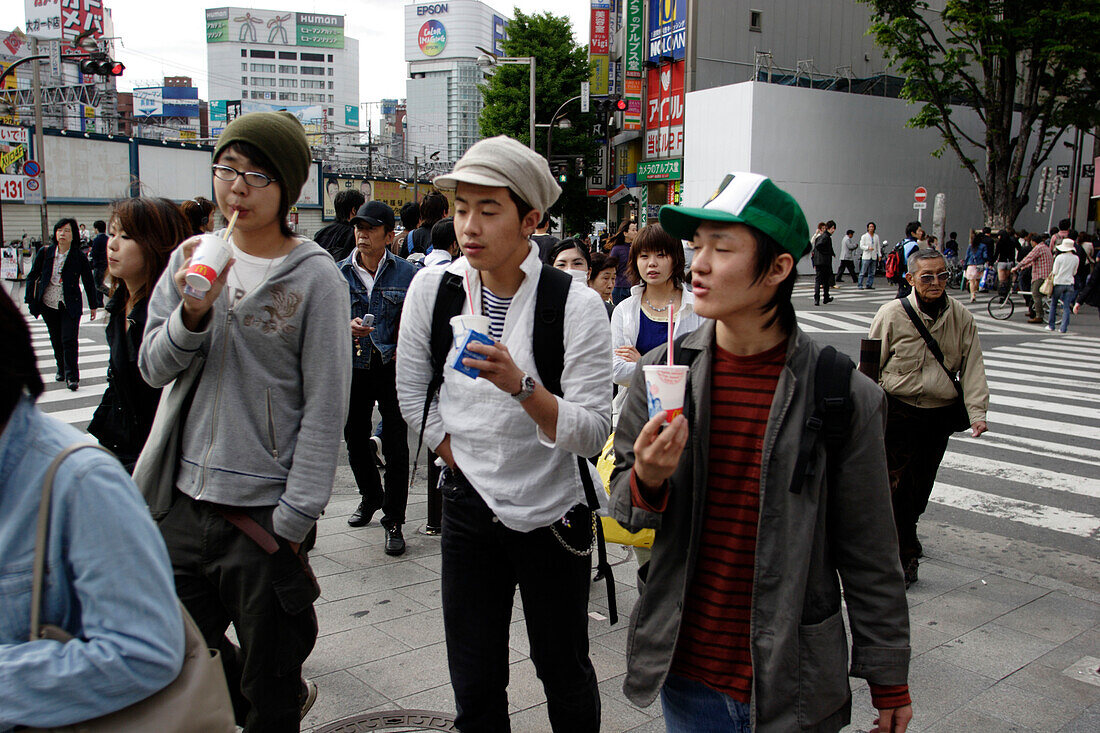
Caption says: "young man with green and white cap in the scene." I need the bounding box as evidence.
[140,111,352,731]
[609,173,913,732]
[396,135,611,731]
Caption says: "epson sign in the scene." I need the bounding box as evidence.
[417,4,448,15]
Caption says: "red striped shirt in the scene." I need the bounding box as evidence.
[670,341,786,702]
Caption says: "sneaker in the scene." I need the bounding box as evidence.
[1045,325,1055,331]
[903,558,919,588]
[370,435,385,468]
[299,678,318,720]
[347,499,380,528]
[384,523,406,556]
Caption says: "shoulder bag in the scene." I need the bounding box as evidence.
[25,444,235,733]
[899,299,973,432]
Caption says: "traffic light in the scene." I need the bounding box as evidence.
[592,95,624,116]
[79,56,125,78]
[613,96,628,112]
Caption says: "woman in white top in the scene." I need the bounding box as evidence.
[611,223,705,392]
[1048,238,1080,333]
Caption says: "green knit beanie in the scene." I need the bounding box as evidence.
[213,111,311,206]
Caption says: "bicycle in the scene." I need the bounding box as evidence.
[987,271,1021,320]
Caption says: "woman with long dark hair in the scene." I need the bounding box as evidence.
[180,196,217,236]
[24,218,100,390]
[88,198,191,469]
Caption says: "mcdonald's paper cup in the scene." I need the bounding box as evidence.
[184,234,232,293]
[643,365,689,423]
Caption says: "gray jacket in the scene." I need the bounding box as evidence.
[610,323,910,732]
[139,240,352,543]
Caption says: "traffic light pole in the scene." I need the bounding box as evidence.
[546,95,581,162]
[31,38,49,249]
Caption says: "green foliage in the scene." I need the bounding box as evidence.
[862,0,1100,227]
[479,8,605,233]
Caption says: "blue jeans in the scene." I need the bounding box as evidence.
[859,258,876,288]
[660,674,752,733]
[1049,284,1076,332]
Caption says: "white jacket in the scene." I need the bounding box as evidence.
[611,284,705,387]
[1052,251,1079,286]
[860,232,882,260]
[395,244,612,532]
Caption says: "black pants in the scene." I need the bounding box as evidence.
[814,264,834,303]
[884,396,954,564]
[896,280,913,298]
[835,259,858,282]
[93,266,108,294]
[160,493,319,732]
[344,353,409,526]
[40,305,80,382]
[440,469,600,732]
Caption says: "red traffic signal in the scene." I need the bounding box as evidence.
[614,98,628,112]
[79,57,125,77]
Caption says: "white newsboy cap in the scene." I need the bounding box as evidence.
[433,135,561,216]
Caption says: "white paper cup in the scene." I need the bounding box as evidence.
[449,314,492,370]
[643,365,690,423]
[184,234,232,292]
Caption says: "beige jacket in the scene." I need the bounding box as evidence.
[868,293,989,423]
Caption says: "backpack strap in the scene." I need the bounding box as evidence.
[531,265,619,625]
[410,272,466,487]
[789,345,853,495]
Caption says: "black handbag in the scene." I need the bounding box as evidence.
[899,298,973,432]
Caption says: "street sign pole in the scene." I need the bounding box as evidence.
[30,38,48,248]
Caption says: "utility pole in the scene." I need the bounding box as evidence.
[366,117,373,177]
[31,38,49,248]
[413,156,419,202]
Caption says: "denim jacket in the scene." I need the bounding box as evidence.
[338,249,417,368]
[0,397,184,731]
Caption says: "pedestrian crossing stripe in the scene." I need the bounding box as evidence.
[932,483,1100,540]
[985,408,1095,442]
[993,394,1100,421]
[37,383,108,405]
[959,431,1100,468]
[985,379,1097,404]
[983,355,1087,380]
[939,452,1100,500]
[985,368,1084,391]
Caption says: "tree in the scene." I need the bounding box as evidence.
[862,0,1100,228]
[480,8,604,234]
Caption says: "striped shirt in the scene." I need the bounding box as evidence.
[481,287,512,341]
[670,341,786,702]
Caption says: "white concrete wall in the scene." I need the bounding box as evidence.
[683,82,1086,263]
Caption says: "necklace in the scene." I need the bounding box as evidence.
[643,295,672,313]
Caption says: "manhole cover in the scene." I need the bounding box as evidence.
[314,709,456,732]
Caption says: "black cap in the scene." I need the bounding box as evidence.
[350,200,396,231]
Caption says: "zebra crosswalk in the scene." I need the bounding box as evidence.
[24,310,1100,577]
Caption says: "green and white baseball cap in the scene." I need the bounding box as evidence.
[659,172,811,259]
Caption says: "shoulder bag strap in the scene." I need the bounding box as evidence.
[31,443,114,640]
[899,297,960,389]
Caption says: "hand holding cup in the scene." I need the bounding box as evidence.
[632,411,688,491]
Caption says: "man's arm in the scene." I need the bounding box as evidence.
[138,244,209,388]
[957,312,989,433]
[396,269,448,453]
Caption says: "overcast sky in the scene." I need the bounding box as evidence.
[95,0,591,110]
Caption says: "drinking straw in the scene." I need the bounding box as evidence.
[666,298,675,366]
[223,209,240,241]
[464,271,475,314]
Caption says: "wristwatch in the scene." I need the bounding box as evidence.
[510,373,537,402]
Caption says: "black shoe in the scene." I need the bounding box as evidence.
[384,524,406,556]
[814,301,820,306]
[903,557,919,588]
[55,372,64,382]
[299,678,318,720]
[824,298,833,304]
[347,500,379,528]
[67,381,78,391]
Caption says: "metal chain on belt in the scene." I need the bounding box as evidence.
[549,512,598,557]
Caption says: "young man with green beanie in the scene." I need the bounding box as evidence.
[139,111,352,732]
[396,136,611,731]
[609,173,913,733]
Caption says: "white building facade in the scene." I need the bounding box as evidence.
[404,0,509,166]
[204,7,359,146]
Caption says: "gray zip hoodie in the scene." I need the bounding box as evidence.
[139,238,352,543]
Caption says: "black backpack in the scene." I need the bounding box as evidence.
[415,265,619,624]
[671,336,854,496]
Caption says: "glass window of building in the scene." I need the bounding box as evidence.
[301,66,325,76]
[279,51,297,60]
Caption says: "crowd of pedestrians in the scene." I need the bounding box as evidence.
[8,110,1100,733]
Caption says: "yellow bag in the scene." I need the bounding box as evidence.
[597,434,655,548]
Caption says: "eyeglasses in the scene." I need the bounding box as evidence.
[212,164,278,188]
[918,271,950,284]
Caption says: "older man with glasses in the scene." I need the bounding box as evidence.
[869,249,989,587]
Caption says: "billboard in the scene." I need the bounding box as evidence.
[590,3,609,56]
[344,104,359,127]
[645,60,684,158]
[323,177,455,221]
[624,0,644,77]
[205,8,344,48]
[132,86,200,118]
[25,0,63,39]
[404,1,505,63]
[589,54,610,96]
[648,0,686,63]
[26,0,104,43]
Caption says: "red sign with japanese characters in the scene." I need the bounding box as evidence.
[645,61,684,158]
[590,8,609,56]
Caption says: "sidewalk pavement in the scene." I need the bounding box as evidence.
[302,466,1100,733]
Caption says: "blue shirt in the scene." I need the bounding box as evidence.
[338,249,417,368]
[0,396,183,731]
[636,311,667,356]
